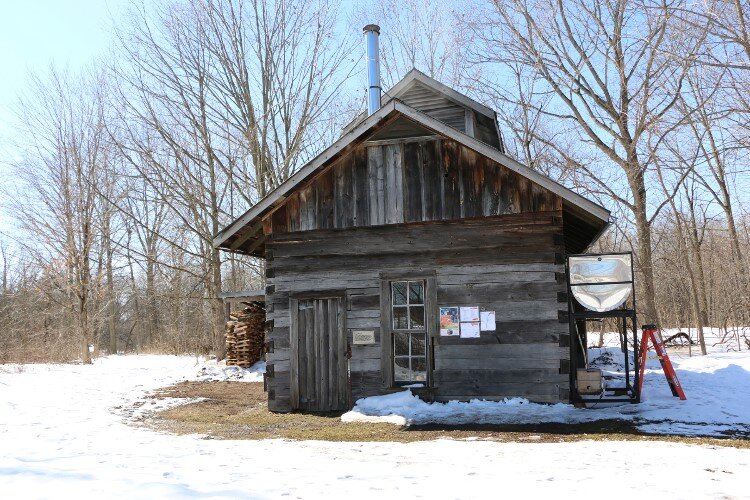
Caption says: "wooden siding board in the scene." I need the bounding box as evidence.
[402,141,423,222]
[333,160,354,228]
[352,148,369,227]
[441,139,462,220]
[420,140,442,221]
[317,169,334,230]
[384,144,404,224]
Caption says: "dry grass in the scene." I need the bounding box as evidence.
[144,381,750,448]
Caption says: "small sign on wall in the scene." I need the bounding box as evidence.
[480,311,496,331]
[440,307,460,336]
[352,330,376,345]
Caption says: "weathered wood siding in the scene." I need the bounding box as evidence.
[269,139,560,234]
[263,212,569,412]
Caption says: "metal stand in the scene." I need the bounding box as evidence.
[566,252,641,404]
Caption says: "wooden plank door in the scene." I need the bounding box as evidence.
[290,296,349,411]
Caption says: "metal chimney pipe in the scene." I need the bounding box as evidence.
[363,24,381,116]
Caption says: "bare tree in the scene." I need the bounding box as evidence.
[472,0,708,324]
[111,0,350,357]
[8,67,112,363]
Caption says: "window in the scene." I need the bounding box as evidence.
[391,280,427,383]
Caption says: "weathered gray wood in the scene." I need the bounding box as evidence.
[435,381,567,399]
[351,358,380,371]
[352,148,369,227]
[327,299,336,410]
[435,343,568,359]
[434,356,561,370]
[337,300,348,408]
[269,204,570,409]
[433,369,568,385]
[304,301,315,408]
[367,146,385,225]
[384,143,404,224]
[379,278,392,388]
[292,296,348,411]
[289,298,299,409]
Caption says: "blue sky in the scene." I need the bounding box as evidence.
[0,0,128,149]
[0,0,129,231]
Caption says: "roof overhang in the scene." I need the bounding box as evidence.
[214,101,610,254]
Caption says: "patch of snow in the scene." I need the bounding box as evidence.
[344,347,750,438]
[1,353,749,498]
[192,359,265,383]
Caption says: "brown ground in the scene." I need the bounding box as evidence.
[145,381,750,448]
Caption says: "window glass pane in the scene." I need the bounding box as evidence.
[393,332,409,356]
[393,306,408,329]
[409,306,425,329]
[411,358,427,381]
[394,357,410,382]
[410,333,426,356]
[392,282,407,305]
[409,281,424,304]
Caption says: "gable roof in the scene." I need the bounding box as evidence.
[341,69,501,143]
[214,100,610,253]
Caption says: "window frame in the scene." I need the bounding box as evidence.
[391,280,427,384]
[380,271,437,389]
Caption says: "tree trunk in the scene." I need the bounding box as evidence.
[80,294,92,364]
[105,225,117,355]
[211,246,226,360]
[145,257,157,346]
[630,170,660,327]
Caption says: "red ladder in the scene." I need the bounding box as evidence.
[637,324,686,400]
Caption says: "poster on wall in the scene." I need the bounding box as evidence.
[440,307,460,336]
[480,311,496,331]
[460,321,481,338]
[459,306,480,323]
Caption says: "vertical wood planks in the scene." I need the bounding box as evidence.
[384,144,404,224]
[402,142,423,222]
[317,169,334,230]
[291,296,348,411]
[304,301,315,408]
[278,138,561,235]
[337,299,348,408]
[289,298,300,409]
[352,148,369,227]
[420,140,442,221]
[442,140,462,220]
[333,160,354,228]
[367,146,385,225]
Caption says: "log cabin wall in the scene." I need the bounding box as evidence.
[263,138,569,411]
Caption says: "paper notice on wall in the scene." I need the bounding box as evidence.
[480,311,496,331]
[440,307,460,336]
[459,306,480,323]
[460,321,481,338]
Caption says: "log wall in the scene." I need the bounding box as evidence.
[264,212,569,412]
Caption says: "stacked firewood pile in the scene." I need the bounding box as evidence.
[225,304,265,368]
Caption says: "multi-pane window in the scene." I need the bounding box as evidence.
[391,280,427,383]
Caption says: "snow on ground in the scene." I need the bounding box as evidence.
[1,352,749,498]
[344,330,750,438]
[0,355,748,499]
[193,359,266,383]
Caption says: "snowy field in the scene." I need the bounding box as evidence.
[1,347,749,498]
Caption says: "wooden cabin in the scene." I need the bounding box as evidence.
[214,68,610,412]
